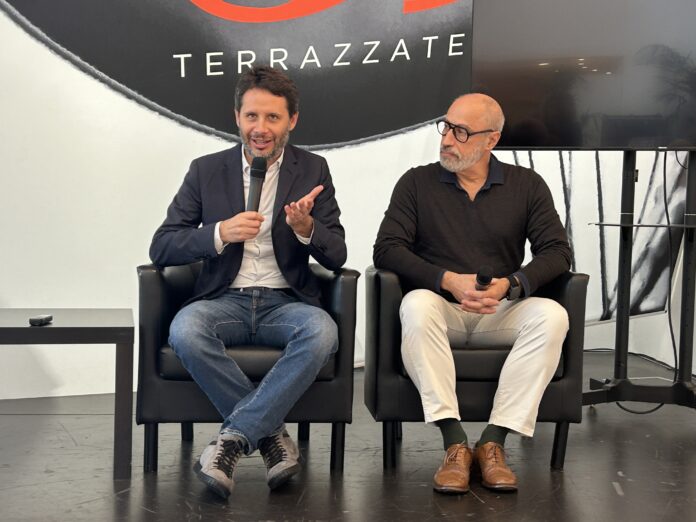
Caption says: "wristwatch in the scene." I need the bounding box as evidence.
[505,275,522,300]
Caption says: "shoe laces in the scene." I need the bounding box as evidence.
[259,432,288,468]
[212,439,243,477]
[446,444,470,465]
[484,443,504,465]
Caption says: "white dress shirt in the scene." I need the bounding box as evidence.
[213,149,311,288]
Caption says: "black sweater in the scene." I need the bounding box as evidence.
[373,155,572,299]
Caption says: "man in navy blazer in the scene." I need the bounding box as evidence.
[150,66,346,499]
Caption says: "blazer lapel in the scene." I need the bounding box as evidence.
[224,145,246,216]
[273,145,300,224]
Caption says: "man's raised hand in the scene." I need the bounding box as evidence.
[285,185,324,237]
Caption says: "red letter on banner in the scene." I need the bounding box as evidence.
[403,0,459,14]
[190,0,345,23]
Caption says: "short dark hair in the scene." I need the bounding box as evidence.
[234,65,299,116]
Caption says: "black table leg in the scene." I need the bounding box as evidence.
[113,342,134,479]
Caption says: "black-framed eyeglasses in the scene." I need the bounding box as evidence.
[435,119,496,143]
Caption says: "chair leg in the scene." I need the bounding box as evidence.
[551,421,569,470]
[383,422,397,469]
[181,422,194,442]
[144,423,158,473]
[330,422,345,472]
[298,421,310,442]
[395,421,403,441]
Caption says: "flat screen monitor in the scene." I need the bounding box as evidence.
[472,0,696,150]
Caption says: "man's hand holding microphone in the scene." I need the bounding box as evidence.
[440,265,512,314]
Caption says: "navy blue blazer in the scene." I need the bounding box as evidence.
[149,144,347,307]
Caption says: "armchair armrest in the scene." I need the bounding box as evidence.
[365,266,405,415]
[137,264,167,358]
[533,272,590,383]
[137,262,201,348]
[365,266,403,365]
[309,263,360,375]
[533,272,590,316]
[136,262,200,420]
[310,264,360,320]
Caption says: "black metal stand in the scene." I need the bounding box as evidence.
[583,150,696,408]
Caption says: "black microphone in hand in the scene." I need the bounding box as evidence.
[246,156,268,212]
[475,265,493,291]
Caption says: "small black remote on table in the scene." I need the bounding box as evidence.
[29,314,53,326]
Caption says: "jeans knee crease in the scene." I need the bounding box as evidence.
[227,361,279,422]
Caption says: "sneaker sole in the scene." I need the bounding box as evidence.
[193,461,232,499]
[268,462,302,490]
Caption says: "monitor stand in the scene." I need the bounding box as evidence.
[583,150,696,408]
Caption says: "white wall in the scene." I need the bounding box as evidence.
[0,11,221,398]
[0,10,690,400]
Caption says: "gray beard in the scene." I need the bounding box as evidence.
[439,141,487,173]
[440,151,478,173]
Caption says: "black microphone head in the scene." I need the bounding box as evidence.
[476,265,494,287]
[250,156,267,179]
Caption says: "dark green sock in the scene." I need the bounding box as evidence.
[477,424,509,447]
[435,418,468,450]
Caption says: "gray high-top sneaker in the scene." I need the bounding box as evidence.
[258,428,301,490]
[193,433,245,499]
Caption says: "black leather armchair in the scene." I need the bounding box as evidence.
[364,266,589,470]
[136,262,359,472]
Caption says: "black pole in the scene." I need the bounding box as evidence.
[614,150,637,380]
[677,151,696,383]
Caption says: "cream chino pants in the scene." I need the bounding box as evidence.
[400,289,569,437]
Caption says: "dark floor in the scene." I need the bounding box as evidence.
[1,352,695,521]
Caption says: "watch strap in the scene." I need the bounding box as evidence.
[506,275,521,300]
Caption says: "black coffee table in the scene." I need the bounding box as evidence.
[0,308,134,479]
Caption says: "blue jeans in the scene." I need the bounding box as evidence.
[168,287,338,453]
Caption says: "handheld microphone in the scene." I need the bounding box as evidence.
[475,265,493,291]
[246,156,268,212]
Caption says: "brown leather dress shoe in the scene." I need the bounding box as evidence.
[474,442,518,491]
[433,443,473,494]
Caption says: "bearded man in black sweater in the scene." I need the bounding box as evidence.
[374,93,572,494]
